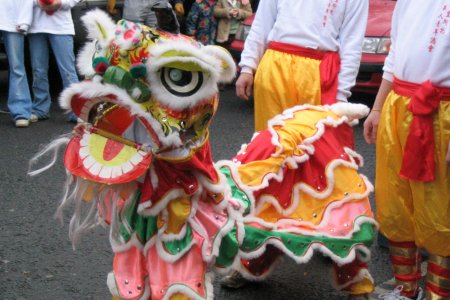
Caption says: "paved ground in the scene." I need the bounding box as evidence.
[0,70,396,300]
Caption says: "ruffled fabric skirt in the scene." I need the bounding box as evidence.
[218,104,377,288]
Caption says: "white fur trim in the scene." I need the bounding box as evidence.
[162,272,214,300]
[329,102,370,120]
[80,9,116,49]
[146,41,221,110]
[203,45,237,83]
[155,238,196,263]
[76,41,97,77]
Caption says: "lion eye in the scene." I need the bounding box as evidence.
[161,67,203,97]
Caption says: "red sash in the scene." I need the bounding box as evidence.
[268,41,340,105]
[393,77,450,182]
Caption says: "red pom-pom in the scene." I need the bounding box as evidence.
[92,57,110,75]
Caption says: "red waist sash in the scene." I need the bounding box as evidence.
[393,77,450,182]
[268,41,340,105]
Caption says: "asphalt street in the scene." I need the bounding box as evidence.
[0,70,394,300]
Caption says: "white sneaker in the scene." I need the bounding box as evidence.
[30,114,38,123]
[15,119,30,128]
[376,285,423,300]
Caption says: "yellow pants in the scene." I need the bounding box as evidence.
[253,49,322,131]
[375,91,450,256]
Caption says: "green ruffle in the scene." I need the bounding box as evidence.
[164,225,193,255]
[241,221,375,260]
[215,227,239,268]
[119,191,158,243]
[219,166,251,214]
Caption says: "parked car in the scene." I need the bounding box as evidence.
[354,0,395,93]
[229,0,396,94]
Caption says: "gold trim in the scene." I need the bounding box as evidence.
[429,254,450,269]
[427,273,450,290]
[426,290,448,300]
[90,127,151,152]
[389,246,418,258]
[392,264,418,275]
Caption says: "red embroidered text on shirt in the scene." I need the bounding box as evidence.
[429,5,450,52]
[323,0,339,27]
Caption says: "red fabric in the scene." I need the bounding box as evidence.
[234,124,354,209]
[332,257,368,287]
[39,0,55,15]
[390,255,420,266]
[394,272,422,282]
[393,78,450,182]
[428,262,450,279]
[388,240,417,249]
[64,135,153,185]
[268,41,340,105]
[241,245,282,276]
[319,51,341,104]
[148,142,220,207]
[426,282,450,298]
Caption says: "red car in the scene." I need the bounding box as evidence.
[229,0,396,94]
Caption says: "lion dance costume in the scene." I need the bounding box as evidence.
[31,7,378,299]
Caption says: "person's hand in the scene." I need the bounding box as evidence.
[72,123,86,138]
[230,8,239,18]
[16,24,28,33]
[446,140,450,164]
[174,3,185,16]
[106,0,117,14]
[38,0,61,11]
[363,110,381,144]
[235,72,254,101]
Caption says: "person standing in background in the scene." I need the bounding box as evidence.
[235,0,368,132]
[363,1,450,299]
[107,0,185,29]
[169,0,188,33]
[214,0,252,49]
[185,0,217,45]
[107,0,158,27]
[0,0,34,127]
[28,0,80,123]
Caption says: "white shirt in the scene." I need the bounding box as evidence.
[0,0,33,32]
[383,0,450,87]
[239,0,369,101]
[28,0,82,35]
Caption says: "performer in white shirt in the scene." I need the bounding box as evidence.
[364,1,450,299]
[235,0,368,131]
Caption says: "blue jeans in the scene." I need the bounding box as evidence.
[28,33,79,119]
[1,31,32,121]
